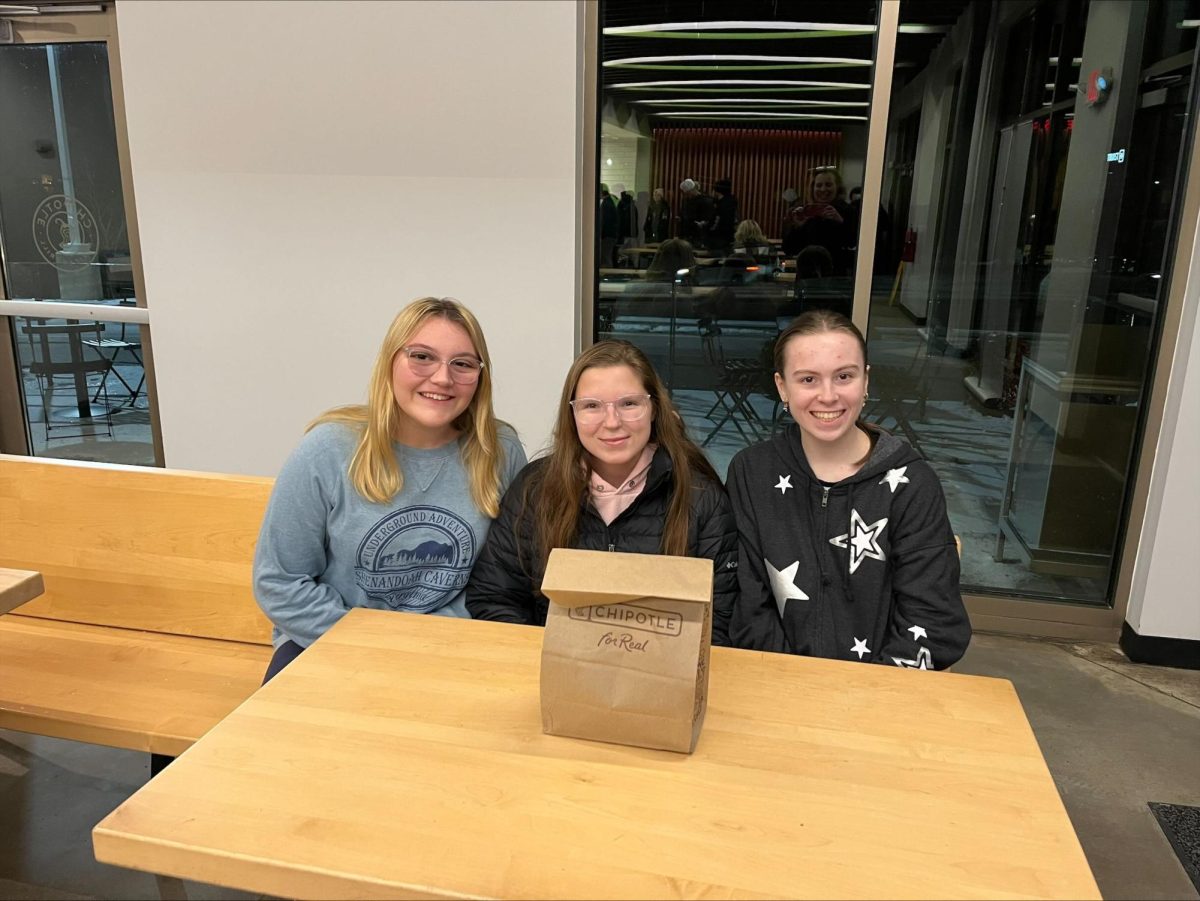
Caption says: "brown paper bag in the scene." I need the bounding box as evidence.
[539,548,713,753]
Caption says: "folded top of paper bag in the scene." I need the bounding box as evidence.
[541,548,712,609]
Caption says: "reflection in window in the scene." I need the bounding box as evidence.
[866,0,1198,605]
[596,1,879,475]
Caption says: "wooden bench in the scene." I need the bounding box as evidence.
[0,454,274,757]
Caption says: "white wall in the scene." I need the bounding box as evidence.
[115,0,579,475]
[1126,213,1200,642]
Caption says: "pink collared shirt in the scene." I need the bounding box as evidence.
[587,444,657,525]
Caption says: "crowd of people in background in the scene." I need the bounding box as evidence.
[597,167,890,324]
[599,167,890,282]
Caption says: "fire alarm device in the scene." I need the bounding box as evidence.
[1086,67,1114,106]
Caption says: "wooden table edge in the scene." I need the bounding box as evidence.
[92,824,492,901]
[0,568,44,616]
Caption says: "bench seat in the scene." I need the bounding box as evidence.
[0,453,277,757]
[0,615,272,757]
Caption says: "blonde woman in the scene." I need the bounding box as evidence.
[781,167,853,271]
[253,297,526,681]
[733,218,771,256]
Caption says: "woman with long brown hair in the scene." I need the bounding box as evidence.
[466,340,737,644]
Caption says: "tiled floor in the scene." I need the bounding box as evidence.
[0,632,1196,900]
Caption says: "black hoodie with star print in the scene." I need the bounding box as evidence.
[726,424,970,669]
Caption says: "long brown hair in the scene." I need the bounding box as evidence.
[309,297,506,517]
[526,340,719,570]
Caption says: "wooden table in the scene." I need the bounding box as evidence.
[0,567,44,615]
[94,609,1099,900]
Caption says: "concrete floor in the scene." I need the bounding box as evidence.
[0,632,1196,900]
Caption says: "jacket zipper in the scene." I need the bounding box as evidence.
[817,484,831,617]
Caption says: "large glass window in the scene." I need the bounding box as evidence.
[596,1,880,476]
[0,39,154,466]
[867,0,1198,605]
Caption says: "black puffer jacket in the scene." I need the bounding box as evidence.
[466,447,739,645]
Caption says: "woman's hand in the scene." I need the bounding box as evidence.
[820,205,844,225]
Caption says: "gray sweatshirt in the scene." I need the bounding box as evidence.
[253,421,526,648]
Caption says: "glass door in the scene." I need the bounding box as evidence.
[593,0,882,479]
[0,10,158,466]
[865,0,1200,610]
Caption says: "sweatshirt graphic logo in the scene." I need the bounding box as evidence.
[355,505,476,612]
[829,508,888,574]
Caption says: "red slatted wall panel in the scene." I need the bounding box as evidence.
[651,128,843,240]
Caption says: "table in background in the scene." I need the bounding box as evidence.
[0,567,44,615]
[95,609,1100,900]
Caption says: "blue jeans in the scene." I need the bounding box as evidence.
[262,639,305,684]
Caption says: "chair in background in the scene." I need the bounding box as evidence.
[20,318,114,440]
[83,316,144,408]
[697,287,782,447]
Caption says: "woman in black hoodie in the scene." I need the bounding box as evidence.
[466,340,738,644]
[727,311,970,669]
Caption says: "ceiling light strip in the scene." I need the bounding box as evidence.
[604,21,876,35]
[602,21,950,36]
[605,54,872,68]
[632,98,869,106]
[656,111,869,120]
[611,79,871,91]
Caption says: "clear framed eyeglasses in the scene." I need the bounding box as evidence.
[400,346,485,385]
[569,393,652,424]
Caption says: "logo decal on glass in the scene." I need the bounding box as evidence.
[31,194,100,272]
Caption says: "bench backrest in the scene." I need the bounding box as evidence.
[0,454,274,644]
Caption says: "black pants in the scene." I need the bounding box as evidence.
[150,640,306,777]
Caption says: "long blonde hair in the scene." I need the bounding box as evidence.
[310,297,506,517]
[523,340,719,571]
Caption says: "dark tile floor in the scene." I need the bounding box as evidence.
[0,632,1196,900]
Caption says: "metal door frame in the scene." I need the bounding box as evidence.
[0,4,162,465]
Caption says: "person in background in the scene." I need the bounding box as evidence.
[253,297,527,683]
[779,187,799,238]
[782,168,853,273]
[678,178,715,249]
[792,244,851,318]
[643,237,696,284]
[845,185,895,276]
[709,177,738,255]
[599,183,618,267]
[615,184,639,259]
[733,219,772,257]
[726,310,970,669]
[644,186,671,243]
[466,340,738,646]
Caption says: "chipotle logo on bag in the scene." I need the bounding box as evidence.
[539,548,713,754]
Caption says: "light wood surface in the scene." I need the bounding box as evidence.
[0,616,270,755]
[0,567,43,614]
[95,609,1099,900]
[0,454,273,643]
[0,454,274,752]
